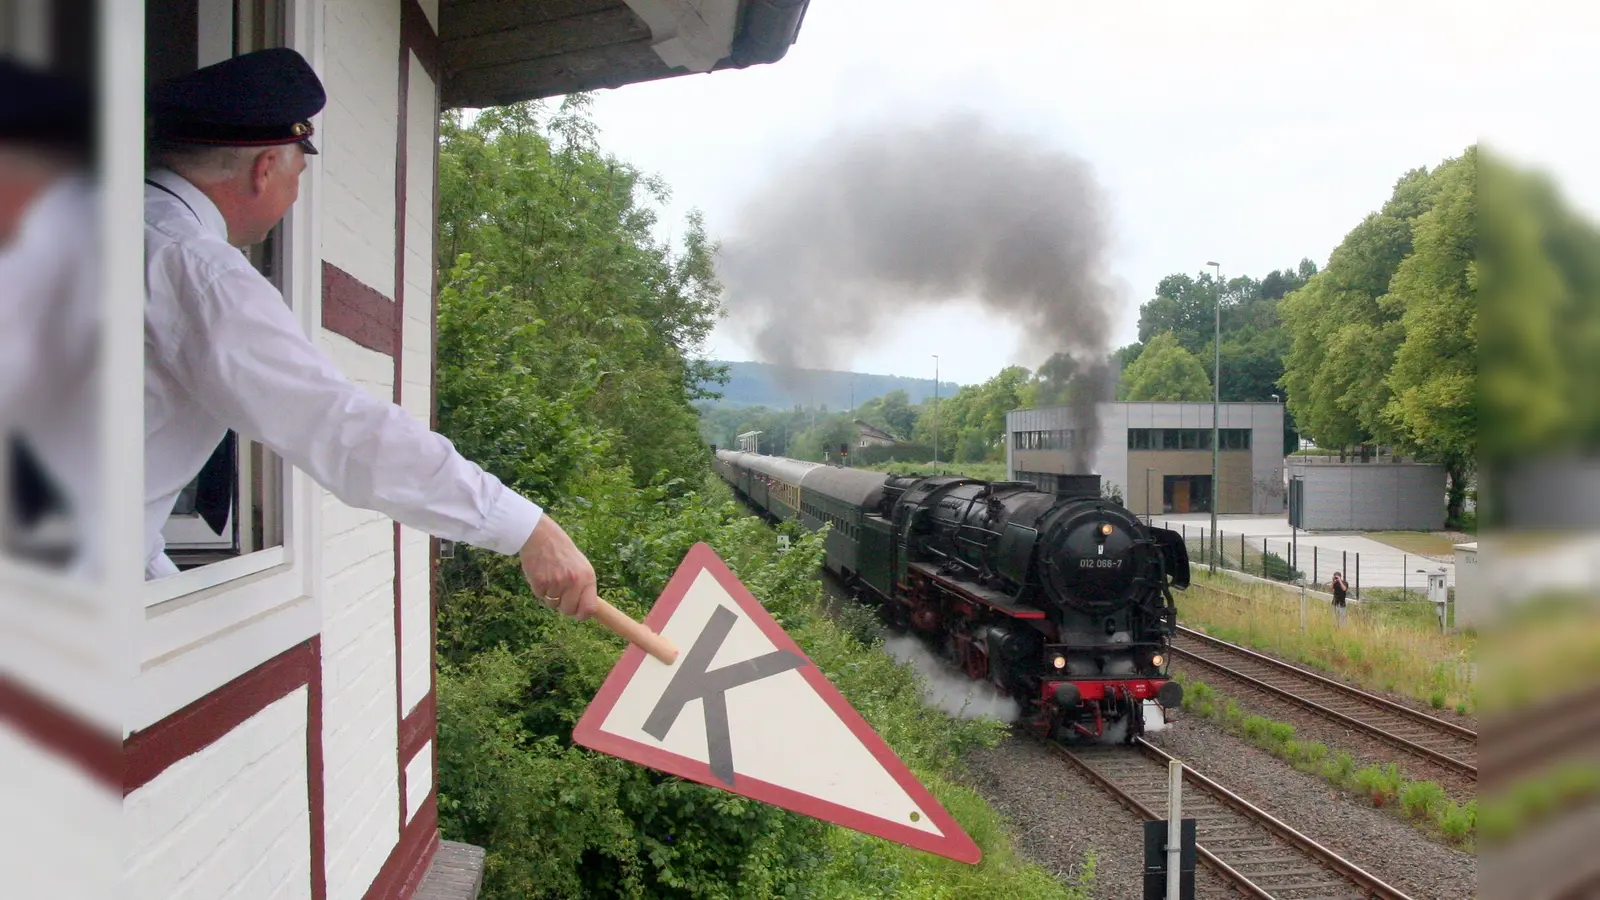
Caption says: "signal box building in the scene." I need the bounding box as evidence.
[1006,402,1287,517]
[1,3,807,900]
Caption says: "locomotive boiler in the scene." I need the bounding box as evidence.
[713,449,1191,743]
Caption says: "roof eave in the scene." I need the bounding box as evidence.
[439,0,810,110]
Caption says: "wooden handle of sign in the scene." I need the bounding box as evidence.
[593,598,678,665]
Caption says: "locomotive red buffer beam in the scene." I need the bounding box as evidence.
[1046,678,1181,707]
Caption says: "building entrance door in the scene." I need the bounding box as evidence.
[1171,478,1190,513]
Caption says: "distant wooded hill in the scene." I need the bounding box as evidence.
[697,360,962,409]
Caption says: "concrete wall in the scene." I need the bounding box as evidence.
[1007,401,1285,514]
[1286,460,1447,531]
[1126,449,1252,515]
[1453,543,1481,628]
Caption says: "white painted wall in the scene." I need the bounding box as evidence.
[321,0,399,299]
[400,52,438,719]
[317,8,408,894]
[4,723,120,900]
[404,740,433,825]
[124,689,312,900]
[314,337,400,900]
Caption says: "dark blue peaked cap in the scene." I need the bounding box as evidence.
[150,47,325,155]
[0,57,92,149]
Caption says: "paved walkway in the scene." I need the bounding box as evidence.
[1148,513,1457,591]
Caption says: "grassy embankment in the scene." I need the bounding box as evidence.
[1360,531,1461,558]
[1174,674,1477,846]
[1174,570,1477,714]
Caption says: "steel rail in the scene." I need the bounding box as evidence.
[1175,623,1477,740]
[1169,641,1477,780]
[1046,741,1274,900]
[1050,738,1415,900]
[1135,738,1416,900]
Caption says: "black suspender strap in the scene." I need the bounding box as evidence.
[144,178,201,223]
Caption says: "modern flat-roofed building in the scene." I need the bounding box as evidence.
[1006,402,1287,516]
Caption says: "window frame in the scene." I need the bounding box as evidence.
[130,0,324,734]
[157,0,288,569]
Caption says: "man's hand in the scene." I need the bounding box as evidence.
[518,515,599,622]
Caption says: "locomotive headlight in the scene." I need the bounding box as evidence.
[1151,653,1165,668]
[1052,654,1067,670]
[1099,523,1114,536]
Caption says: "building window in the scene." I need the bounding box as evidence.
[1133,428,1251,452]
[1016,471,1058,493]
[158,0,289,573]
[1013,429,1075,451]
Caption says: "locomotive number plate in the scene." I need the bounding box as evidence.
[1079,559,1124,568]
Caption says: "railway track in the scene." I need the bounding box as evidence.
[1054,737,1415,900]
[1170,626,1478,781]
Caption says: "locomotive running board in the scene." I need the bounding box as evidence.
[906,562,1047,620]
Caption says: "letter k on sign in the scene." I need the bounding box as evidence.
[572,543,982,864]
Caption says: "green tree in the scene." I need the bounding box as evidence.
[1136,274,1217,354]
[878,389,917,438]
[1382,148,1477,521]
[437,98,722,490]
[1117,332,1212,401]
[1278,167,1436,449]
[1478,150,1600,476]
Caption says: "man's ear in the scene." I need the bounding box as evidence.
[251,148,280,194]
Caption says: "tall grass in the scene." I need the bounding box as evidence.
[1176,674,1476,847]
[1176,571,1477,713]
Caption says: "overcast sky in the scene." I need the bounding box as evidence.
[581,0,1596,388]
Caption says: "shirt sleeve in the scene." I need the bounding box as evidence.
[158,259,542,556]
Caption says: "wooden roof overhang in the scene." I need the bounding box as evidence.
[438,0,810,108]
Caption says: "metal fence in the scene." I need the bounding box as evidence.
[1166,524,1455,602]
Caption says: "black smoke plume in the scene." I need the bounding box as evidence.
[715,112,1122,471]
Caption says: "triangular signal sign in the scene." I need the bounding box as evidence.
[573,543,983,864]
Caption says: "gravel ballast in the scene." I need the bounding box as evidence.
[1171,657,1477,803]
[959,730,1237,899]
[1144,714,1477,900]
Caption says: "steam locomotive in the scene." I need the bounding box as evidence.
[712,449,1191,742]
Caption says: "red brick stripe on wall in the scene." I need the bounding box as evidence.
[321,262,397,356]
[400,0,440,82]
[0,675,122,791]
[123,639,317,795]
[309,635,328,900]
[362,795,439,900]
[399,690,435,767]
[385,7,444,898]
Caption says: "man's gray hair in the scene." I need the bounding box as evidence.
[150,141,295,184]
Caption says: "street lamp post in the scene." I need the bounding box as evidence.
[1146,467,1154,523]
[1207,260,1222,574]
[932,354,940,464]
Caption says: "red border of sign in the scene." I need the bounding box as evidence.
[572,543,982,865]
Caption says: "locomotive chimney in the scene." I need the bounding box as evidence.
[1054,474,1102,501]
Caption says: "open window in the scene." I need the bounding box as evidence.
[149,0,288,572]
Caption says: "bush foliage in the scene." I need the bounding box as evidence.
[432,98,1085,899]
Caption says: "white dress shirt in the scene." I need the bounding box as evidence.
[143,168,542,580]
[0,173,102,577]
